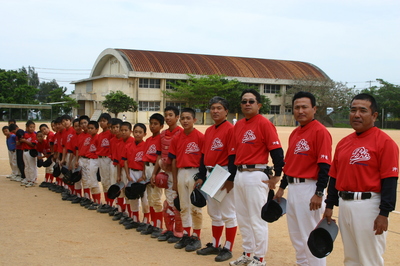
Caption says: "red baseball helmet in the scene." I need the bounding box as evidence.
[155,172,169,189]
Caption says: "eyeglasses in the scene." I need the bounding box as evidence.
[241,100,256,105]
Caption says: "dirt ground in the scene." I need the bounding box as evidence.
[0,122,399,266]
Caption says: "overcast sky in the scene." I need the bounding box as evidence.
[1,0,399,93]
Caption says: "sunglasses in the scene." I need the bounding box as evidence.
[241,100,256,104]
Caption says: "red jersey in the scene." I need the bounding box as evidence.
[110,136,121,165]
[143,134,161,163]
[118,137,135,167]
[35,139,50,154]
[202,120,234,167]
[125,141,146,170]
[21,132,37,150]
[47,131,55,145]
[97,130,112,157]
[54,129,64,153]
[86,134,99,159]
[62,126,75,149]
[329,127,399,192]
[67,133,80,153]
[233,114,282,165]
[76,132,91,157]
[169,128,204,168]
[284,120,332,179]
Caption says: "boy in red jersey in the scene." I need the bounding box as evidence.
[151,106,184,243]
[51,117,65,192]
[141,113,164,237]
[170,108,204,252]
[195,97,238,262]
[112,121,134,221]
[20,120,38,187]
[39,123,55,187]
[65,119,82,201]
[60,115,75,167]
[96,113,114,213]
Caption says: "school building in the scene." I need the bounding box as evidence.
[71,48,329,125]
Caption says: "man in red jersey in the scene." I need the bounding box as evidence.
[195,97,237,263]
[275,91,332,266]
[170,108,204,252]
[229,89,284,266]
[324,93,399,266]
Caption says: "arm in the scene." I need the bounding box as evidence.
[266,148,285,190]
[150,154,162,185]
[171,158,178,192]
[310,163,330,211]
[124,160,133,182]
[374,177,398,235]
[221,154,236,193]
[323,176,338,224]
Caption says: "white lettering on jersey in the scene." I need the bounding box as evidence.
[89,144,97,153]
[101,138,110,147]
[135,151,144,162]
[272,141,280,145]
[294,139,309,154]
[350,147,370,164]
[67,134,73,143]
[185,142,200,154]
[392,167,398,172]
[211,138,223,151]
[242,130,256,144]
[84,137,91,146]
[146,144,157,155]
[320,155,329,160]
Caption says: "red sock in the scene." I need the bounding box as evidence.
[104,192,111,206]
[149,207,155,226]
[193,229,201,239]
[75,187,82,197]
[246,253,251,258]
[154,211,163,228]
[126,204,132,217]
[48,174,54,183]
[45,173,50,182]
[212,225,224,247]
[259,257,264,262]
[183,227,191,236]
[68,184,74,193]
[117,197,126,212]
[143,212,150,224]
[83,188,91,199]
[132,211,139,222]
[225,226,237,251]
[92,193,101,204]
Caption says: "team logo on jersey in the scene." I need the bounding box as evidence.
[84,137,91,146]
[211,138,224,151]
[89,144,97,153]
[185,142,200,155]
[146,144,157,155]
[392,167,398,172]
[242,130,256,144]
[350,147,370,165]
[101,138,110,147]
[321,155,329,160]
[135,151,144,162]
[67,134,73,143]
[294,139,309,155]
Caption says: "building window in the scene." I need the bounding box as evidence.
[166,102,185,110]
[139,78,161,88]
[270,105,280,114]
[285,107,292,114]
[139,101,161,111]
[263,84,280,94]
[166,79,186,90]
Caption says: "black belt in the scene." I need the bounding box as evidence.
[24,149,29,152]
[206,167,214,172]
[130,168,141,171]
[145,162,155,166]
[98,155,108,158]
[339,191,372,200]
[81,156,89,159]
[286,175,305,183]
[183,167,196,169]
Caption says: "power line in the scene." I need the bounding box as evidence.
[34,67,91,71]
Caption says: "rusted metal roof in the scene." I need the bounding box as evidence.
[116,49,329,80]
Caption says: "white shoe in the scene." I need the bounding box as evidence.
[229,253,253,266]
[25,182,34,187]
[248,257,266,266]
[20,179,29,186]
[6,174,13,178]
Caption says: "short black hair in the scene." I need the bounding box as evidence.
[241,88,261,103]
[8,119,16,124]
[61,114,72,121]
[98,113,112,123]
[150,113,164,126]
[72,119,79,125]
[134,123,147,133]
[111,118,123,126]
[292,91,316,107]
[8,124,17,132]
[2,126,9,131]
[54,117,62,124]
[181,107,196,119]
[209,96,229,110]
[39,124,48,130]
[164,106,180,116]
[26,120,35,127]
[351,93,378,114]
[120,121,132,130]
[88,120,99,129]
[79,115,90,123]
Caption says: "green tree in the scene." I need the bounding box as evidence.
[286,77,356,126]
[0,68,38,104]
[20,66,40,88]
[102,90,138,117]
[163,75,271,123]
[362,79,400,120]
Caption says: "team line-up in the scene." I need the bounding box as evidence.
[2,89,398,266]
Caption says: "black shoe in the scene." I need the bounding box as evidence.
[185,236,201,252]
[119,215,130,224]
[61,191,71,200]
[108,207,119,216]
[158,231,174,241]
[136,223,149,232]
[39,182,50,188]
[80,198,91,206]
[215,247,233,262]
[196,243,221,255]
[97,204,112,213]
[122,218,134,226]
[141,225,154,235]
[112,212,124,221]
[66,194,78,201]
[125,221,140,230]
[151,227,163,238]
[167,235,181,244]
[87,203,100,210]
[174,234,191,249]
[71,197,82,204]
